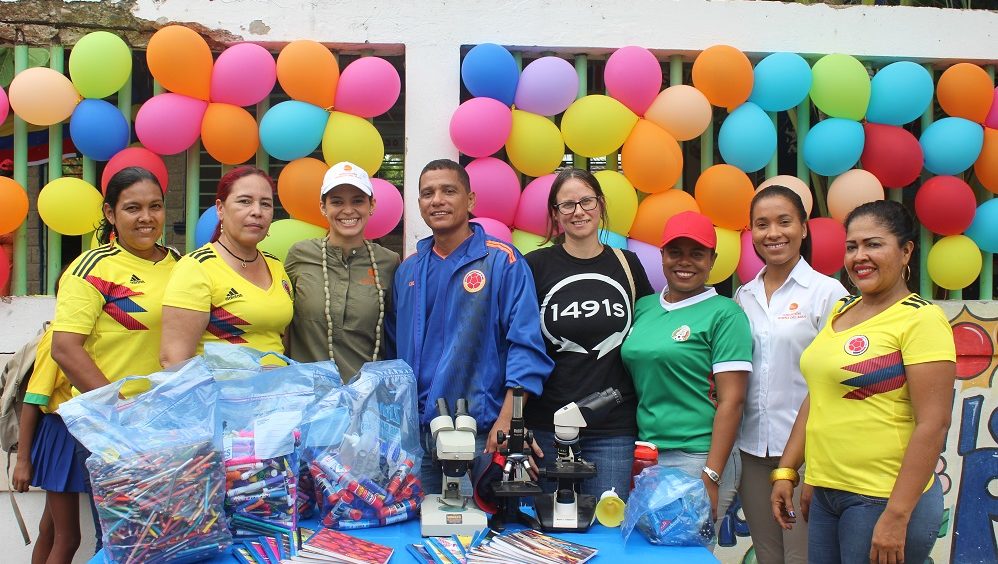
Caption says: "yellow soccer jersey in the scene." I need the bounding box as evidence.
[799,293,955,498]
[162,243,293,355]
[23,328,73,414]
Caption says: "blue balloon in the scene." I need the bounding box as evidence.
[718,102,777,173]
[69,99,129,161]
[599,229,628,249]
[965,199,998,253]
[748,53,812,112]
[919,117,984,175]
[259,100,328,161]
[803,118,865,177]
[461,43,519,106]
[194,206,219,248]
[866,62,933,126]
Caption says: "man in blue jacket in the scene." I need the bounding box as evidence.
[390,159,553,495]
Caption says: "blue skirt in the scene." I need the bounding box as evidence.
[29,413,87,493]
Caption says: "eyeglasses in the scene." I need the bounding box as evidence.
[554,196,600,215]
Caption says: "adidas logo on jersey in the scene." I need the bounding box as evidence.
[129,274,144,284]
[225,288,243,301]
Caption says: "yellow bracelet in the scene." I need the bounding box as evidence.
[770,467,800,487]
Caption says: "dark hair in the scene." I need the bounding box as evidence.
[211,166,277,242]
[543,168,610,245]
[844,199,918,249]
[749,185,812,263]
[419,159,471,192]
[97,166,162,245]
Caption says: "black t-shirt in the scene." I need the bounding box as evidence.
[524,245,654,436]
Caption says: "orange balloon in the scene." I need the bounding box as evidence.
[692,45,753,110]
[277,41,339,109]
[201,103,259,165]
[147,25,212,100]
[976,127,998,194]
[0,177,29,234]
[827,169,884,222]
[694,164,754,230]
[278,157,329,227]
[937,63,993,123]
[621,119,683,194]
[628,189,699,246]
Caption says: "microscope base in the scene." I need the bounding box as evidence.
[535,492,598,532]
[420,496,489,537]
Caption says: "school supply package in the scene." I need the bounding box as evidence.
[621,465,715,548]
[295,527,394,563]
[435,528,596,564]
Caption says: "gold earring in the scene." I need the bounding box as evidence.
[903,264,911,281]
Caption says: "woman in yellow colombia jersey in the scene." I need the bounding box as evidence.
[160,166,293,365]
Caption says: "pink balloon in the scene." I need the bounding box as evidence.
[135,93,208,155]
[627,238,667,293]
[986,87,998,129]
[736,229,764,282]
[512,174,556,236]
[334,57,401,118]
[472,217,513,242]
[604,46,663,116]
[466,157,520,226]
[210,43,277,107]
[0,86,8,125]
[450,98,512,158]
[365,178,403,239]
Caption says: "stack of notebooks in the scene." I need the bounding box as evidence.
[234,527,394,564]
[409,528,598,564]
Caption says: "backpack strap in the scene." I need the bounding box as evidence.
[6,456,31,545]
[610,247,636,307]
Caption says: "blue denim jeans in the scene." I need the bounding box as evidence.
[530,430,635,501]
[807,478,942,564]
[658,449,740,534]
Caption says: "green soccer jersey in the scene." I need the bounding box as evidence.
[621,288,753,453]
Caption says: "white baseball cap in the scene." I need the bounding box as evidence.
[319,161,374,198]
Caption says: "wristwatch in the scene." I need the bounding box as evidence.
[702,465,721,485]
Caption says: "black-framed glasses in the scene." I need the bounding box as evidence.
[554,196,600,215]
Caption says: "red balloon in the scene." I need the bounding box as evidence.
[101,147,169,194]
[914,176,976,236]
[809,217,846,276]
[860,123,923,188]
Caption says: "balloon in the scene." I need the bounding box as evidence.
[748,52,812,112]
[827,169,884,222]
[277,40,339,108]
[707,227,740,284]
[259,100,328,161]
[594,170,638,235]
[102,147,168,194]
[718,102,776,173]
[513,57,578,116]
[69,99,129,161]
[472,217,513,243]
[621,119,683,194]
[920,117,984,175]
[598,229,628,250]
[258,219,326,262]
[691,45,753,109]
[803,118,865,177]
[966,199,998,253]
[0,245,9,293]
[513,174,556,236]
[694,164,754,230]
[757,175,813,216]
[466,157,520,226]
[321,111,385,175]
[808,217,846,275]
[0,86,8,124]
[505,110,564,177]
[69,31,132,99]
[927,235,981,290]
[604,46,662,116]
[449,97,512,158]
[866,62,933,126]
[627,238,667,292]
[146,25,212,100]
[367,178,404,239]
[461,43,518,106]
[976,127,998,193]
[644,85,712,141]
[629,189,699,246]
[134,93,208,155]
[511,229,552,255]
[277,157,328,227]
[737,229,764,282]
[987,89,998,129]
[0,177,29,234]
[194,206,219,248]
[333,57,400,118]
[37,177,104,235]
[860,123,923,188]
[8,67,80,126]
[210,43,277,107]
[914,176,976,236]
[201,103,259,165]
[936,63,993,123]
[561,95,639,158]
[810,54,870,120]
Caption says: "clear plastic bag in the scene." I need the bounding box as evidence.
[621,465,716,548]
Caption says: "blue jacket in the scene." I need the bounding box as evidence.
[389,224,552,429]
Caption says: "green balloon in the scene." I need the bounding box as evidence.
[810,54,871,121]
[511,229,552,255]
[69,31,132,99]
[258,219,326,262]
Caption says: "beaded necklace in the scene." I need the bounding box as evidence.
[320,237,385,368]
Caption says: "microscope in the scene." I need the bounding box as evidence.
[535,387,622,532]
[488,387,543,530]
[420,398,489,536]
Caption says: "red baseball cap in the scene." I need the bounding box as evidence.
[661,211,717,249]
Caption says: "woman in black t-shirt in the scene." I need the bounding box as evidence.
[524,168,653,499]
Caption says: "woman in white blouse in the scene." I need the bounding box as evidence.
[734,185,847,564]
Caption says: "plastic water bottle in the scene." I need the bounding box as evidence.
[631,441,659,490]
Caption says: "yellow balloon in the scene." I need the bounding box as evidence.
[505,110,565,177]
[321,111,385,176]
[258,219,327,262]
[8,67,80,126]
[511,229,552,255]
[594,170,638,235]
[38,177,103,235]
[707,227,740,284]
[927,235,981,290]
[560,95,638,158]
